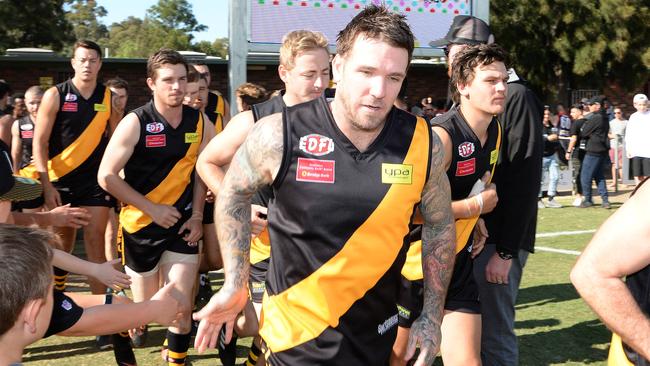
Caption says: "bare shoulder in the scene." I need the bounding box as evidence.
[432,126,452,171]
[239,112,283,179]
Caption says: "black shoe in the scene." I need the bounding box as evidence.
[218,326,238,366]
[96,335,113,350]
[131,325,148,348]
[195,278,213,310]
[602,202,611,209]
[579,201,594,208]
[112,334,137,366]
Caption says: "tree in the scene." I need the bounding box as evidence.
[147,0,207,42]
[65,0,109,43]
[191,37,228,58]
[491,0,649,103]
[105,16,191,58]
[0,0,73,53]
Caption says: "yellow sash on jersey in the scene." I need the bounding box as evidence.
[401,119,502,281]
[259,117,430,353]
[119,114,204,233]
[250,229,271,264]
[608,333,634,366]
[20,88,112,181]
[214,94,225,133]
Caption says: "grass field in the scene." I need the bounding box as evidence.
[22,190,630,365]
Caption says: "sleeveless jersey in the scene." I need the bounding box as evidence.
[119,101,203,243]
[205,91,226,133]
[401,106,501,280]
[21,80,111,187]
[259,96,432,365]
[249,94,285,265]
[17,116,35,170]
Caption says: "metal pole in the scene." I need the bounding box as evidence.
[229,0,248,115]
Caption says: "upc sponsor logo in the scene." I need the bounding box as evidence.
[382,163,413,185]
[378,313,398,335]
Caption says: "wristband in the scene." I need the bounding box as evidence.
[475,194,484,214]
[497,250,513,260]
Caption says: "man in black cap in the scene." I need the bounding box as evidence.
[579,96,611,208]
[431,15,543,366]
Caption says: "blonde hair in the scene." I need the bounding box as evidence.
[279,30,329,70]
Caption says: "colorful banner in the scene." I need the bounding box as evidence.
[251,0,472,49]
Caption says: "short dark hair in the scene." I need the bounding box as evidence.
[105,77,129,92]
[0,225,54,337]
[0,81,11,99]
[450,43,508,103]
[336,4,414,62]
[147,49,189,81]
[236,82,269,110]
[186,65,201,83]
[73,39,102,59]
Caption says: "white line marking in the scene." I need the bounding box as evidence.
[536,246,582,256]
[536,229,596,238]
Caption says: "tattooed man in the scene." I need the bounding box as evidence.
[194,5,456,366]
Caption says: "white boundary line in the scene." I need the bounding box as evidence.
[534,229,597,256]
[536,246,582,256]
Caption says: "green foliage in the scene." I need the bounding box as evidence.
[104,17,191,58]
[65,0,108,43]
[147,0,207,39]
[191,37,229,58]
[0,0,73,53]
[491,0,650,102]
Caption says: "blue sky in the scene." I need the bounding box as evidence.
[96,0,228,42]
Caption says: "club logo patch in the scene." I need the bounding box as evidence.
[299,134,334,156]
[146,122,165,134]
[458,142,475,158]
[19,123,33,131]
[61,299,73,311]
[64,93,77,102]
[382,163,413,185]
[145,134,166,148]
[62,102,78,112]
[456,158,476,176]
[296,158,335,183]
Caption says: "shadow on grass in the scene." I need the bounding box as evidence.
[516,318,561,329]
[516,283,580,310]
[519,319,609,365]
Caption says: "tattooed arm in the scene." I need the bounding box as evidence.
[192,112,283,353]
[406,131,456,366]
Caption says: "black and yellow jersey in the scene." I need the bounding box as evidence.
[22,80,111,186]
[16,116,35,172]
[401,106,501,281]
[119,101,203,249]
[249,94,285,265]
[205,91,226,133]
[259,96,432,365]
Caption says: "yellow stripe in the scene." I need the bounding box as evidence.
[48,88,111,181]
[119,114,203,233]
[214,95,224,133]
[250,229,271,264]
[259,117,429,352]
[18,164,39,179]
[167,350,186,359]
[608,333,634,366]
[401,119,502,280]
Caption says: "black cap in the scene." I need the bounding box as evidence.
[587,96,603,105]
[0,140,42,202]
[429,15,495,48]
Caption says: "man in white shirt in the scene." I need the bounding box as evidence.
[625,94,650,185]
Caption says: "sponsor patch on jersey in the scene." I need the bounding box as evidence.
[146,122,164,134]
[382,163,413,185]
[61,299,73,311]
[456,158,476,176]
[145,134,166,148]
[19,123,33,131]
[298,134,334,156]
[490,149,498,164]
[458,141,475,158]
[64,93,77,102]
[61,102,78,112]
[185,132,199,143]
[296,158,335,184]
[94,103,107,112]
[20,130,34,139]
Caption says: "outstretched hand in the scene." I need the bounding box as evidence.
[405,315,441,366]
[192,285,249,353]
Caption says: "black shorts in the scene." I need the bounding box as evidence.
[444,244,480,314]
[249,257,269,304]
[44,290,84,337]
[121,224,199,273]
[54,181,116,207]
[12,195,45,210]
[632,157,650,177]
[203,201,214,225]
[397,276,423,328]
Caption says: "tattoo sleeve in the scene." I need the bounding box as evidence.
[419,131,456,325]
[215,113,283,289]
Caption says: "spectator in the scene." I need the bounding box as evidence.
[539,107,562,208]
[556,103,572,163]
[579,96,611,209]
[235,82,268,112]
[0,80,13,145]
[565,104,588,206]
[608,107,627,188]
[625,94,650,185]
